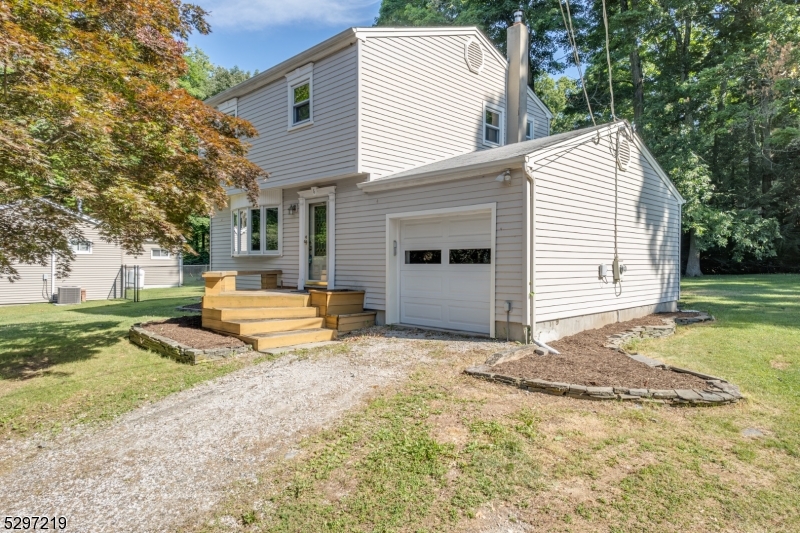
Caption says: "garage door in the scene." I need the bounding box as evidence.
[399,212,492,334]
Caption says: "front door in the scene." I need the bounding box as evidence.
[308,201,328,284]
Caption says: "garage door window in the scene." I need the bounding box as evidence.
[405,250,441,264]
[449,248,491,264]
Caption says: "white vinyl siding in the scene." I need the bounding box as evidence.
[526,91,550,138]
[234,46,358,188]
[210,188,301,290]
[334,173,525,325]
[359,34,508,179]
[532,136,681,323]
[122,242,181,289]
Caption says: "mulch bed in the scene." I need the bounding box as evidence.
[493,312,708,389]
[141,316,247,350]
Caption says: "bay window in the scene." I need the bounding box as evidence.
[232,205,281,256]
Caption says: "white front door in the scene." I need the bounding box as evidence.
[399,213,492,334]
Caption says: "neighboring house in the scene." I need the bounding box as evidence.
[205,18,684,342]
[0,204,181,306]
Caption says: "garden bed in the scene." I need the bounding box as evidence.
[130,316,250,364]
[467,311,743,404]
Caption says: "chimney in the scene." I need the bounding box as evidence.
[506,9,529,144]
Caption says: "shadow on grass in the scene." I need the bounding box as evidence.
[0,321,122,381]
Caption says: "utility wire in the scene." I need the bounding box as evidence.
[601,0,616,120]
[558,0,596,127]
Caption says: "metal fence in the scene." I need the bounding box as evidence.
[182,264,209,286]
[116,264,186,302]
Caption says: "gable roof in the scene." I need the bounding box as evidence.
[0,198,102,226]
[358,121,685,204]
[205,26,530,109]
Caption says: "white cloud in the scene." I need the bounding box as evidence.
[199,0,379,29]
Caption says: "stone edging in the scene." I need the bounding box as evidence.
[129,323,251,365]
[466,311,743,405]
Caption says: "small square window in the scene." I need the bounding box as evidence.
[71,240,92,254]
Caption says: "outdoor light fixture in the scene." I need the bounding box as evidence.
[287,203,298,215]
[495,169,511,182]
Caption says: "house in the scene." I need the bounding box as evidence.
[0,202,182,305]
[204,15,684,344]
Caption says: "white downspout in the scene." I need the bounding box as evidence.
[524,163,536,343]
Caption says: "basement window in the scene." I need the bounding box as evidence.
[483,103,504,146]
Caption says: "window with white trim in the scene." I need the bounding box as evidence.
[483,103,504,146]
[70,240,92,254]
[286,64,313,130]
[525,115,534,140]
[232,206,280,256]
[151,249,172,259]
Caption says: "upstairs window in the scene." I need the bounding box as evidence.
[292,83,311,124]
[286,63,313,130]
[525,115,534,140]
[483,103,504,146]
[151,249,172,259]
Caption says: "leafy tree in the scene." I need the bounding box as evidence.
[179,47,258,101]
[0,0,265,280]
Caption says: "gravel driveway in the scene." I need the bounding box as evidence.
[0,329,503,532]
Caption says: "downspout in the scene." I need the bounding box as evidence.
[523,163,535,343]
[50,252,56,302]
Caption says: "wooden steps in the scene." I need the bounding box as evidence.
[202,306,318,321]
[202,291,309,309]
[203,317,326,336]
[326,311,379,333]
[242,329,337,351]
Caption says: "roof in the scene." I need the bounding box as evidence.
[0,198,102,226]
[205,26,506,108]
[358,122,685,204]
[370,124,606,182]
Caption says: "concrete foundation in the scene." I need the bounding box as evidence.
[535,301,678,343]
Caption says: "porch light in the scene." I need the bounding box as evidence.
[288,203,298,215]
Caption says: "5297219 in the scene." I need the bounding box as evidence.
[3,517,67,530]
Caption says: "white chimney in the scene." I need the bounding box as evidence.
[506,10,529,144]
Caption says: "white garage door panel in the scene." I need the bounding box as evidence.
[399,213,492,334]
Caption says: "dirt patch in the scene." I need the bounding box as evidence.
[141,316,246,349]
[493,313,708,389]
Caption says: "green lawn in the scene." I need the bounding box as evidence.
[196,275,800,533]
[0,286,251,438]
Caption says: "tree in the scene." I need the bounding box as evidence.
[179,47,258,101]
[0,0,266,280]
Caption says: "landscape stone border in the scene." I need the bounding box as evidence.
[466,311,744,405]
[129,323,251,365]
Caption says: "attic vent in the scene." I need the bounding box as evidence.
[464,38,485,74]
[616,136,631,171]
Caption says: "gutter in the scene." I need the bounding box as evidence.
[358,158,525,193]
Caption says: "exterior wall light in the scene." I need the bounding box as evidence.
[288,203,298,215]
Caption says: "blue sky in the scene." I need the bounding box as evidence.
[187,0,578,79]
[188,0,382,73]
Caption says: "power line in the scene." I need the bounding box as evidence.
[601,0,617,120]
[558,0,596,127]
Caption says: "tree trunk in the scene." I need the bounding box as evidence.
[685,229,703,277]
[621,0,645,134]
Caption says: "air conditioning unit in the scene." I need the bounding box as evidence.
[57,286,82,305]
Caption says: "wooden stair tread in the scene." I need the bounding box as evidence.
[225,317,323,324]
[246,328,334,339]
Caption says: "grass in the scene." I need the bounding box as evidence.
[0,285,253,439]
[196,275,800,533]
